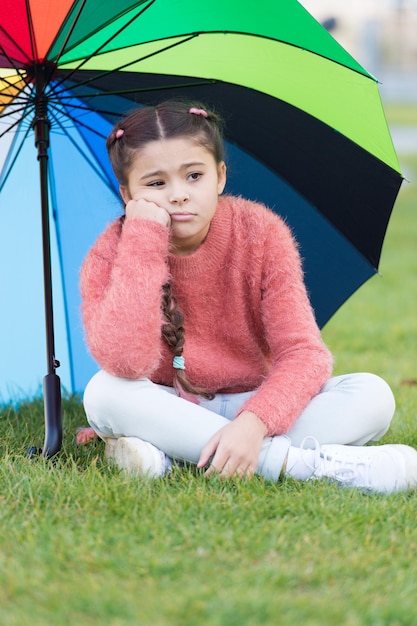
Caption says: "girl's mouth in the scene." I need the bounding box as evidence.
[170,213,195,222]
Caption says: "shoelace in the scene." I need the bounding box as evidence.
[298,436,371,487]
[298,436,321,474]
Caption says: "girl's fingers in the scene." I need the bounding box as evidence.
[125,198,171,226]
[197,433,221,469]
[206,460,253,478]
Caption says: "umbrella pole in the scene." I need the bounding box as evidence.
[32,67,62,458]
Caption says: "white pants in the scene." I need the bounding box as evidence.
[83,372,395,480]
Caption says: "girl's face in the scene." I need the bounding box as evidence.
[120,136,226,255]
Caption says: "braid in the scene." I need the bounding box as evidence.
[161,283,213,400]
[118,221,211,399]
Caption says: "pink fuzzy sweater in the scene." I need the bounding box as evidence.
[80,195,333,435]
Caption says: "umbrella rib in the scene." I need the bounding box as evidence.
[50,0,89,68]
[0,102,34,120]
[51,33,199,99]
[46,162,77,392]
[0,77,30,99]
[50,79,216,101]
[46,79,216,118]
[0,94,31,106]
[0,121,32,191]
[0,27,32,65]
[49,101,108,140]
[0,76,24,92]
[49,107,118,190]
[45,99,127,119]
[0,44,32,90]
[0,107,33,138]
[47,99,119,117]
[51,0,157,92]
[24,0,38,61]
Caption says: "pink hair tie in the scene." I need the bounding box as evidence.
[115,129,124,139]
[189,107,208,118]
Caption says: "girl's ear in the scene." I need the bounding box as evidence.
[217,161,227,195]
[119,185,131,205]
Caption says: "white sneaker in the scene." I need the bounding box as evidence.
[105,437,171,478]
[310,441,417,494]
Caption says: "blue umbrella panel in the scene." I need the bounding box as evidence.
[1,93,373,405]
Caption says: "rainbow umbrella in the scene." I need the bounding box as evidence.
[0,0,402,456]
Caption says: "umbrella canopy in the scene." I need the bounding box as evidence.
[0,0,402,454]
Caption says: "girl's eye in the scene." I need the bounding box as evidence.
[147,180,164,187]
[188,172,202,181]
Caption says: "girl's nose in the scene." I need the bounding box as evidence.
[169,185,189,204]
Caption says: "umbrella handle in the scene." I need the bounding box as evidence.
[41,373,62,458]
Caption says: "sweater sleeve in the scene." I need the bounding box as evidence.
[239,215,333,436]
[80,217,170,378]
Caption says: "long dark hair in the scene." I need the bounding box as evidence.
[108,101,223,399]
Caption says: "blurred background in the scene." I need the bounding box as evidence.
[300,0,417,103]
[300,0,417,181]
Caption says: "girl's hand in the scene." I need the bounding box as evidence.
[197,410,268,478]
[125,197,171,227]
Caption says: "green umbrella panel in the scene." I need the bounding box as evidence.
[53,0,400,173]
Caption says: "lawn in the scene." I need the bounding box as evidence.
[1,156,416,624]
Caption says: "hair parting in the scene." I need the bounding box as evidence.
[106,99,225,187]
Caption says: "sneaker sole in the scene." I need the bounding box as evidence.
[105,437,163,477]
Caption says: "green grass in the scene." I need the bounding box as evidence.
[1,151,417,625]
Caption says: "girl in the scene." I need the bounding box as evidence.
[81,100,417,493]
